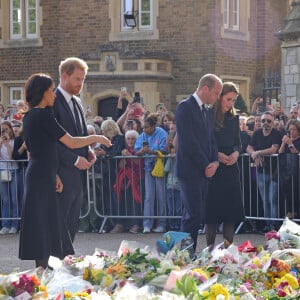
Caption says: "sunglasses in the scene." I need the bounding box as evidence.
[261,119,272,124]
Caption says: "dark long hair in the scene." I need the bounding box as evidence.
[213,81,239,130]
[25,73,54,108]
[1,120,15,140]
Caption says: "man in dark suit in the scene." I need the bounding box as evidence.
[175,74,222,253]
[53,57,96,243]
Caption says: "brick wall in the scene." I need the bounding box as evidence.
[0,0,290,113]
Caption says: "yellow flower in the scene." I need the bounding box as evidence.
[252,257,261,268]
[210,283,229,300]
[83,268,89,280]
[104,274,113,287]
[192,268,209,279]
[275,273,299,289]
[74,291,91,299]
[200,291,214,300]
[262,253,271,263]
[64,290,72,298]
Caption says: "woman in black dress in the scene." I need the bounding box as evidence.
[205,82,244,249]
[19,73,111,269]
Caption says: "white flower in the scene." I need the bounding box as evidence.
[240,293,256,300]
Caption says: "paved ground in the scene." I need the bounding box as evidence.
[0,231,266,274]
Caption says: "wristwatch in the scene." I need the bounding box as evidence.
[289,144,294,149]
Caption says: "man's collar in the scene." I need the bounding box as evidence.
[193,92,204,109]
[57,86,72,102]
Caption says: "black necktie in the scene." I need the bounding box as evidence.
[71,97,82,134]
[202,104,207,121]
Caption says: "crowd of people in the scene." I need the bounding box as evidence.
[0,67,300,264]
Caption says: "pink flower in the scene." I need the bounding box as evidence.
[277,289,287,297]
[265,230,280,241]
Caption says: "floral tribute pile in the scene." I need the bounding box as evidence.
[1,218,300,300]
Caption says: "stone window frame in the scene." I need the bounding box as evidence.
[0,0,42,48]
[109,0,159,41]
[221,0,250,41]
[10,86,24,105]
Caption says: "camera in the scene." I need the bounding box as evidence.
[133,92,141,103]
[142,141,149,147]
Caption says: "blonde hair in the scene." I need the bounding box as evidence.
[101,119,121,139]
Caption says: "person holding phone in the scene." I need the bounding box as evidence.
[117,91,145,133]
[135,113,167,233]
[123,119,142,134]
[278,119,300,219]
[116,87,129,120]
[0,121,19,235]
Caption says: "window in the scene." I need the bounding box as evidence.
[232,0,239,30]
[10,0,38,39]
[223,0,240,31]
[223,0,229,29]
[221,0,249,40]
[121,0,152,31]
[10,87,23,105]
[109,0,158,41]
[139,0,152,29]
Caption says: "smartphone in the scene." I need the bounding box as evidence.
[1,128,8,135]
[121,87,127,93]
[127,119,134,129]
[156,103,165,111]
[142,141,149,147]
[247,122,255,131]
[133,92,141,103]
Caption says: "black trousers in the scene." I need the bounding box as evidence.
[179,176,208,251]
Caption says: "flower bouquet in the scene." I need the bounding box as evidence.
[2,220,300,299]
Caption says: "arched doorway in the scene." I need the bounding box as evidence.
[97,96,118,120]
[97,96,129,120]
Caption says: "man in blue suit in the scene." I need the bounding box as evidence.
[175,74,222,253]
[53,57,96,243]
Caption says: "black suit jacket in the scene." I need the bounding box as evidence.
[175,95,218,179]
[53,89,88,168]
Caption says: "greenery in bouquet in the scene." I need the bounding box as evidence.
[173,275,231,300]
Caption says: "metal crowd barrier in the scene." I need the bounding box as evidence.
[0,154,299,232]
